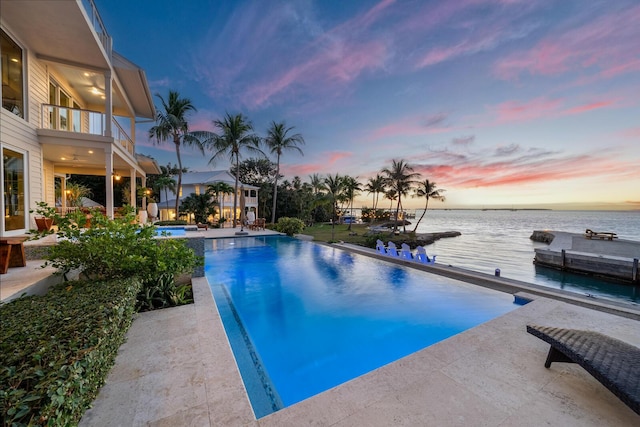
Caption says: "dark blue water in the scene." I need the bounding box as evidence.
[206,236,518,417]
[411,210,640,304]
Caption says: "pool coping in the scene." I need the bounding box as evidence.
[81,243,640,426]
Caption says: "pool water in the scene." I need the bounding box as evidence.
[154,226,186,236]
[206,236,520,417]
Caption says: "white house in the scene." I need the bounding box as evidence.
[1,0,160,237]
[157,171,259,224]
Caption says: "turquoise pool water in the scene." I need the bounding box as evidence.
[154,226,186,236]
[206,236,520,418]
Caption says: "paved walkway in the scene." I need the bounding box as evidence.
[81,272,640,425]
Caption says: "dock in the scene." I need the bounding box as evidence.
[531,230,640,283]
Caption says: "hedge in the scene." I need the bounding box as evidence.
[0,278,141,426]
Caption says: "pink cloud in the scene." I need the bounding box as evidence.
[481,96,617,125]
[492,97,563,124]
[494,4,640,81]
[366,113,452,141]
[564,100,614,115]
[412,148,638,190]
[243,39,388,108]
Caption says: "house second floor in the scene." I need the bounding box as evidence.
[1,0,155,174]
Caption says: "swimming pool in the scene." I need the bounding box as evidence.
[154,226,186,237]
[206,236,521,418]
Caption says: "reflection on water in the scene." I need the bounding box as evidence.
[412,209,640,304]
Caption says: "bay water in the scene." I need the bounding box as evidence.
[407,209,640,304]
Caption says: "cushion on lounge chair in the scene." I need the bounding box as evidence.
[526,324,640,415]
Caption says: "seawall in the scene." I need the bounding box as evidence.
[531,230,640,284]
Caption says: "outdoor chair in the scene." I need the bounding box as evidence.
[415,246,436,264]
[400,243,413,260]
[376,239,386,255]
[526,324,640,415]
[386,241,400,257]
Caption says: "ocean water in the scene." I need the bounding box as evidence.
[407,209,640,304]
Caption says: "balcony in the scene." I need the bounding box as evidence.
[41,104,134,156]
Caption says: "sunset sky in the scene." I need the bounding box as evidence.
[95,0,640,209]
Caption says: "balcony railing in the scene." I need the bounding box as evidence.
[81,0,112,57]
[41,104,134,156]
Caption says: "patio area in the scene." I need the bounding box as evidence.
[80,278,640,426]
[3,230,639,425]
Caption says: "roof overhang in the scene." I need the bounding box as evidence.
[1,0,110,70]
[113,51,156,119]
[136,154,162,175]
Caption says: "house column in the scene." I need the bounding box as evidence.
[130,168,137,208]
[105,149,114,218]
[104,70,112,137]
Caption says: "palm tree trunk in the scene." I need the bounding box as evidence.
[271,154,280,224]
[233,155,239,228]
[394,196,401,232]
[413,197,429,232]
[174,139,182,218]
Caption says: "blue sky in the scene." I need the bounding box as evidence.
[95,0,640,209]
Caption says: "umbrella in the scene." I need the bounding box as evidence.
[239,185,246,231]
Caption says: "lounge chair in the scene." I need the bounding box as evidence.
[386,241,400,257]
[415,246,436,264]
[376,239,387,255]
[526,325,640,415]
[400,243,413,260]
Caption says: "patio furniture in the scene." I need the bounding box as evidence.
[376,239,386,255]
[0,237,27,274]
[386,241,399,257]
[197,223,208,231]
[584,229,617,240]
[415,246,436,264]
[526,324,640,415]
[400,243,413,260]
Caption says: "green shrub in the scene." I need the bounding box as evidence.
[0,278,141,426]
[275,217,305,236]
[137,273,193,312]
[155,220,187,226]
[44,210,201,282]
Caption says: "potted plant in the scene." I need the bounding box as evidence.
[30,201,56,231]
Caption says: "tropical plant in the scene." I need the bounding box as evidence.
[412,179,446,232]
[365,174,387,220]
[342,175,361,231]
[275,217,305,236]
[201,113,263,227]
[152,175,177,204]
[44,207,201,282]
[136,273,193,311]
[321,174,344,241]
[65,182,92,208]
[381,159,420,232]
[179,193,216,224]
[206,181,234,219]
[148,90,204,215]
[264,121,305,223]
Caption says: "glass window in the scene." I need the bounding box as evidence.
[3,148,26,231]
[1,29,24,118]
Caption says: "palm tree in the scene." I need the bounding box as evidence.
[321,173,344,241]
[149,91,203,216]
[381,159,420,232]
[365,174,386,221]
[153,175,176,207]
[342,175,361,231]
[412,180,446,232]
[204,113,263,227]
[207,181,234,221]
[264,121,305,224]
